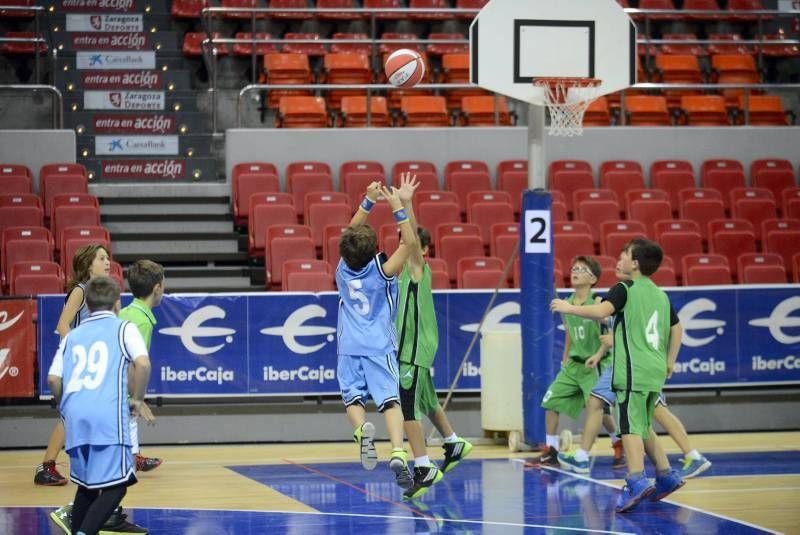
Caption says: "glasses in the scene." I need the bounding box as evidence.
[571,266,592,274]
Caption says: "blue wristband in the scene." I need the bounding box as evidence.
[393,207,409,224]
[360,197,375,212]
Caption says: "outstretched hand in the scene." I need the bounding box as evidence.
[397,172,419,204]
[365,181,381,202]
[130,399,156,425]
[550,299,571,314]
[380,185,402,210]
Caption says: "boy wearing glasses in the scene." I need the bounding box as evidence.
[539,256,614,467]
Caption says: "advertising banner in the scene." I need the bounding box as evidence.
[71,33,151,51]
[84,90,165,110]
[100,159,187,179]
[95,135,178,156]
[60,0,139,12]
[66,14,143,32]
[76,51,155,70]
[93,114,176,134]
[81,71,163,90]
[0,300,36,398]
[37,286,800,397]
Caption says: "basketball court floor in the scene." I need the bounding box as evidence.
[1,432,798,534]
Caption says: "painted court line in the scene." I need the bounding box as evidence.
[512,459,782,535]
[3,505,635,534]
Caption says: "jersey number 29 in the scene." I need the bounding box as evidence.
[65,341,109,394]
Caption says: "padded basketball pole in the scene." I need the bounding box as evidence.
[520,104,554,448]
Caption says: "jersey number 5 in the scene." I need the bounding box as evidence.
[65,341,110,394]
[347,280,370,315]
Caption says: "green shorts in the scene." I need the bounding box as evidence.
[399,362,439,422]
[617,390,659,439]
[540,359,600,420]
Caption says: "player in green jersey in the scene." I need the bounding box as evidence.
[540,256,619,468]
[395,189,472,500]
[551,239,685,513]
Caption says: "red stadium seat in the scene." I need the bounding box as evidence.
[417,202,461,244]
[709,226,756,280]
[737,252,784,277]
[339,96,391,127]
[625,95,672,126]
[661,231,704,279]
[751,159,796,209]
[303,192,349,222]
[553,233,594,274]
[554,221,593,236]
[468,201,514,246]
[783,188,800,219]
[263,53,313,108]
[760,219,800,247]
[654,219,701,241]
[247,192,294,233]
[317,0,362,20]
[282,34,327,56]
[39,164,88,221]
[413,190,459,215]
[267,225,313,257]
[680,95,730,126]
[330,33,371,55]
[460,269,507,289]
[269,1,314,21]
[323,224,348,268]
[306,202,350,248]
[431,269,451,289]
[680,197,726,243]
[323,53,372,110]
[286,161,333,218]
[2,238,51,290]
[409,0,452,20]
[10,260,62,281]
[549,160,594,216]
[457,256,505,288]
[285,271,336,291]
[0,193,40,208]
[577,200,623,244]
[651,160,696,214]
[629,199,672,238]
[0,205,43,235]
[233,33,277,56]
[552,201,568,222]
[427,32,469,56]
[683,253,731,286]
[733,197,778,235]
[172,0,208,17]
[624,189,669,216]
[701,159,747,212]
[59,226,110,260]
[573,189,619,216]
[602,220,647,255]
[490,222,519,260]
[340,161,386,208]
[741,263,787,284]
[399,96,449,127]
[0,165,33,194]
[764,230,800,270]
[281,259,330,291]
[794,253,800,283]
[49,194,99,230]
[443,160,492,212]
[183,32,228,56]
[438,234,484,281]
[267,236,316,286]
[497,160,527,216]
[51,206,100,258]
[11,273,64,296]
[232,162,280,226]
[378,224,400,254]
[651,265,678,286]
[249,204,297,257]
[434,222,481,254]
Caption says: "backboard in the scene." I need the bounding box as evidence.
[470,0,636,106]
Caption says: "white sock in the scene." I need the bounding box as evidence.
[688,449,702,460]
[415,455,431,467]
[574,448,590,462]
[129,418,139,455]
[443,433,458,443]
[608,432,620,444]
[546,434,559,449]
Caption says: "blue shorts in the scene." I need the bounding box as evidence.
[591,366,616,406]
[338,353,400,412]
[68,444,136,489]
[592,366,668,408]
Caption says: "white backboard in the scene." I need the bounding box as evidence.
[470,0,636,105]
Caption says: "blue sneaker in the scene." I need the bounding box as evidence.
[651,469,685,501]
[615,475,655,513]
[678,455,711,479]
[557,451,590,474]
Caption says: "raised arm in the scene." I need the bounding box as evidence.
[381,181,419,277]
[550,299,616,321]
[349,180,382,227]
[396,172,425,281]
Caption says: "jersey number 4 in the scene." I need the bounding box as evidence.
[645,311,660,350]
[65,341,110,394]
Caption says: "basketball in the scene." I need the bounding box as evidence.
[385,48,425,88]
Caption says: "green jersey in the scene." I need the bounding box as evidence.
[563,292,603,362]
[119,298,156,349]
[607,277,677,392]
[396,263,438,368]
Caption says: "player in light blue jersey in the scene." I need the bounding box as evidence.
[336,173,419,490]
[36,243,111,487]
[48,277,154,535]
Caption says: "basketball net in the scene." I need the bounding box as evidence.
[533,77,602,137]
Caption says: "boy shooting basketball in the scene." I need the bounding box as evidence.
[336,173,418,490]
[551,239,684,512]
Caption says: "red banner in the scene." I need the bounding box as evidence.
[81,71,163,90]
[0,300,35,398]
[101,159,187,179]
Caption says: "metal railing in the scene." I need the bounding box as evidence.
[0,85,63,129]
[0,5,54,85]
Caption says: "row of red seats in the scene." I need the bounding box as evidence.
[232,159,530,227]
[586,94,792,126]
[173,0,486,20]
[275,95,510,128]
[1,260,125,297]
[627,0,771,22]
[0,163,90,220]
[637,32,799,59]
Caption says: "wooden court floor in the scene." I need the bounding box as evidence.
[1,431,798,534]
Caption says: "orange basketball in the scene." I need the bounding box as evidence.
[384,49,425,88]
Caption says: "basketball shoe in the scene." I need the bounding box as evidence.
[403,465,443,500]
[615,474,655,513]
[650,469,685,502]
[557,451,590,474]
[134,454,162,472]
[612,440,626,469]
[34,461,67,486]
[50,505,147,534]
[389,448,413,489]
[538,446,560,468]
[678,454,711,479]
[440,438,473,473]
[354,422,378,470]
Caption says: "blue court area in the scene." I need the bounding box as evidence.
[6,453,794,534]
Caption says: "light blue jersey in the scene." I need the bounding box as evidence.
[68,281,90,330]
[336,253,398,357]
[59,311,136,450]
